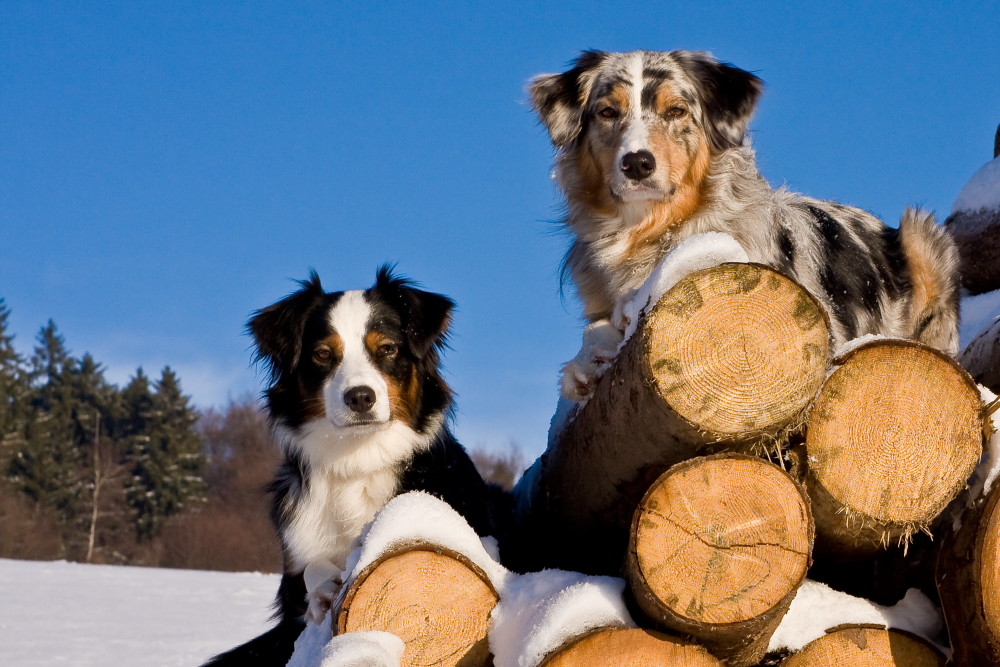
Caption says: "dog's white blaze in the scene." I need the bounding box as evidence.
[620,52,650,155]
[324,291,391,426]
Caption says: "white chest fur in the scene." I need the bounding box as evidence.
[282,466,400,573]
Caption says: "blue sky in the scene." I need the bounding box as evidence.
[2,2,998,457]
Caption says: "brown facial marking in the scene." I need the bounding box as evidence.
[302,332,345,420]
[364,330,419,428]
[608,83,631,114]
[623,86,711,260]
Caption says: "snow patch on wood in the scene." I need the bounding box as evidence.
[952,157,1000,215]
[767,580,944,654]
[489,570,635,667]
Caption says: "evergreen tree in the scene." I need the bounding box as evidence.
[124,367,206,539]
[8,321,83,523]
[0,300,29,455]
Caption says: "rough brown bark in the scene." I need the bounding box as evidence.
[805,339,983,557]
[781,626,945,666]
[944,124,1000,295]
[945,210,1000,295]
[960,315,1000,393]
[626,454,813,667]
[936,483,1000,666]
[337,547,498,667]
[539,628,722,667]
[508,263,830,574]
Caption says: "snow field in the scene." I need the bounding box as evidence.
[0,557,278,667]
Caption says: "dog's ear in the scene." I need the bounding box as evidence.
[248,272,326,383]
[374,265,454,360]
[683,52,763,151]
[530,50,608,148]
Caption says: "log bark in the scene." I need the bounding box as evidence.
[960,315,1000,393]
[539,628,722,667]
[626,454,813,667]
[781,626,945,666]
[945,209,1000,295]
[804,340,983,557]
[936,484,1000,666]
[944,124,1000,295]
[337,547,498,667]
[508,263,830,574]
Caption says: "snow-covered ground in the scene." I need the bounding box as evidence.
[0,558,279,666]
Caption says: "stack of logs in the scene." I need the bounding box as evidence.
[332,130,1000,666]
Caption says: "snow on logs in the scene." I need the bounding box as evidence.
[510,263,831,573]
[489,569,721,667]
[327,492,508,667]
[805,339,984,556]
[626,454,813,666]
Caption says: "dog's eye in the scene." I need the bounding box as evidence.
[313,348,333,363]
[377,343,398,358]
[665,106,687,119]
[598,107,620,120]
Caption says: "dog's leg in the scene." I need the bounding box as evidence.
[561,319,625,401]
[303,558,344,624]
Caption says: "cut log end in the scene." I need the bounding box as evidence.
[337,548,497,667]
[540,628,723,667]
[627,454,813,666]
[646,263,831,437]
[806,340,983,553]
[782,626,945,666]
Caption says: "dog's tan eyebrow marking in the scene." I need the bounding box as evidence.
[641,67,675,109]
[320,332,344,359]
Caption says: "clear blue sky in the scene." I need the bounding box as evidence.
[2,1,998,457]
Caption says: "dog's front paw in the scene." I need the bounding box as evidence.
[560,320,625,401]
[611,290,639,332]
[304,559,344,625]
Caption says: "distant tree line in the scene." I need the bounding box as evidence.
[0,298,207,563]
[0,297,526,571]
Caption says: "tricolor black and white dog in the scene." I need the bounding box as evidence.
[204,267,498,666]
[530,50,961,400]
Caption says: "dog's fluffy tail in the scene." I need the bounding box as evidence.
[200,617,304,667]
[899,208,961,355]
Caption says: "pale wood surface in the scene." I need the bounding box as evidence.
[806,340,982,553]
[541,628,722,667]
[338,549,497,667]
[627,454,812,666]
[782,627,944,666]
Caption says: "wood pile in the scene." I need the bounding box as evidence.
[316,129,1000,666]
[503,262,989,664]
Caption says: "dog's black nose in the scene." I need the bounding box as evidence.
[344,386,376,413]
[621,150,656,181]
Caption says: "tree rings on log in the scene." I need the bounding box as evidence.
[806,340,983,554]
[505,264,830,574]
[627,454,813,666]
[937,486,1000,665]
[782,626,945,666]
[337,547,498,667]
[540,628,722,667]
[647,262,830,437]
